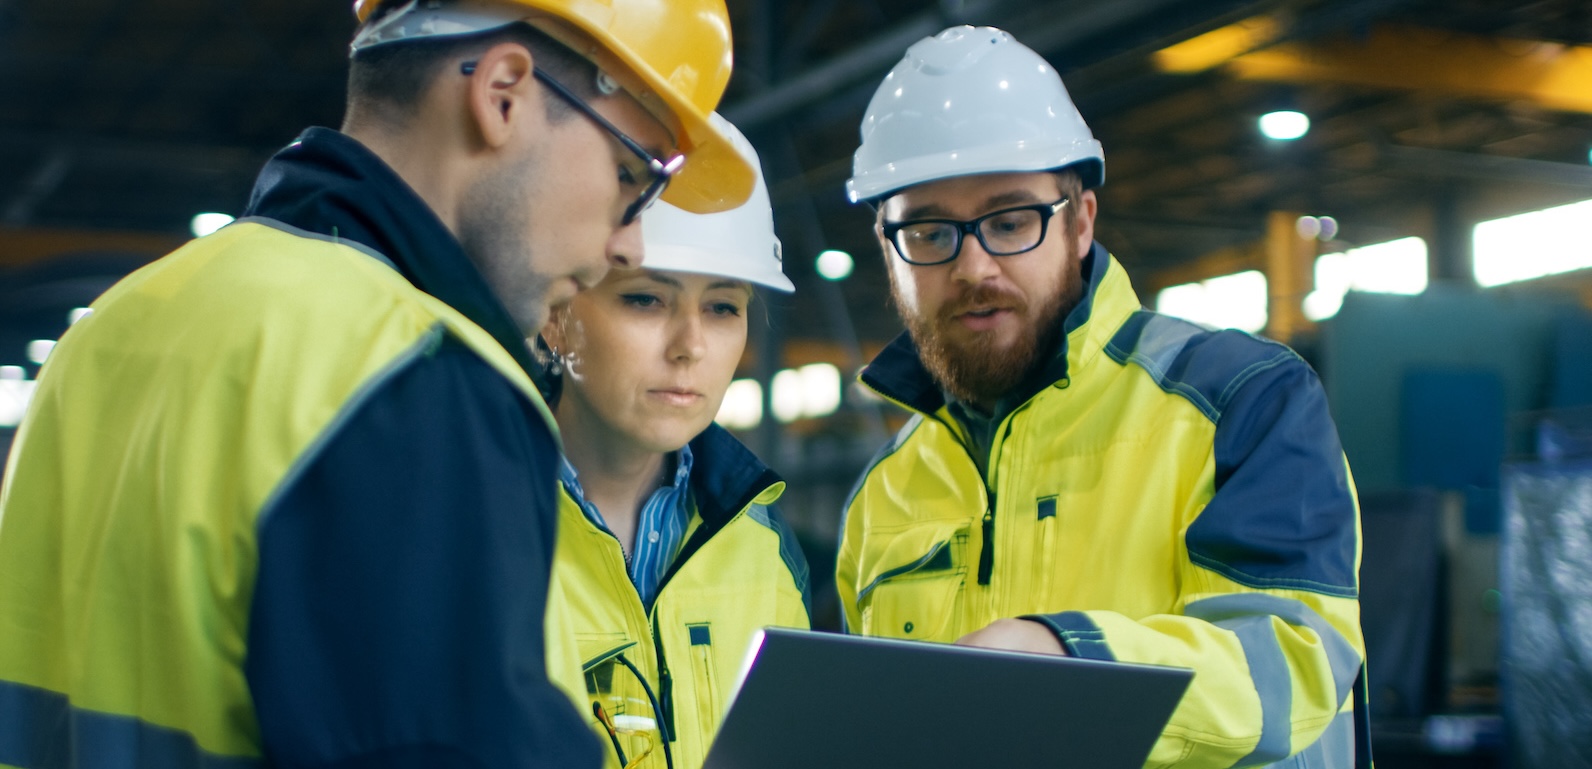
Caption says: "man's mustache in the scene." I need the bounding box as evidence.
[937,284,1027,323]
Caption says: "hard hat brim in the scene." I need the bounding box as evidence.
[641,243,795,293]
[660,124,756,215]
[847,138,1105,204]
[535,16,755,215]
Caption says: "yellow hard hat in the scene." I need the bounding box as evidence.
[351,0,754,214]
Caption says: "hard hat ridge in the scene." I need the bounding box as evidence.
[847,25,1105,204]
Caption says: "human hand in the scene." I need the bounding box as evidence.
[954,618,1068,655]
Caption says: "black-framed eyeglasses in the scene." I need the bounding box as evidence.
[462,61,685,226]
[882,197,1071,266]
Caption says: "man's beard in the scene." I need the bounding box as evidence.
[457,150,553,335]
[894,246,1084,408]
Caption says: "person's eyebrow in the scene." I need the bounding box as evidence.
[635,272,684,289]
[895,202,950,221]
[981,190,1045,210]
[630,122,674,160]
[705,279,755,300]
[893,190,1047,221]
[621,274,748,295]
[626,126,671,162]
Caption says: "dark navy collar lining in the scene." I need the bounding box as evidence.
[687,423,782,527]
[653,422,784,596]
[242,127,539,379]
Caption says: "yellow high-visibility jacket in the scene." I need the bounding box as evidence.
[546,424,811,769]
[838,245,1370,769]
[0,129,596,768]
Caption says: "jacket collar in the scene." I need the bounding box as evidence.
[242,127,540,379]
[686,423,784,528]
[860,241,1139,417]
[653,423,785,593]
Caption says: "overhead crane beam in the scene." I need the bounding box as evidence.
[1157,19,1592,115]
[0,227,181,270]
[725,0,1223,131]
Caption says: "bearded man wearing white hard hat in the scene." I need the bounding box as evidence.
[538,114,807,769]
[0,1,754,766]
[835,26,1371,769]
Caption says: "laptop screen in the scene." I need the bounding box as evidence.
[703,628,1192,769]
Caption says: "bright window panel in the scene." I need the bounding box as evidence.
[1304,236,1428,321]
[797,363,842,419]
[715,378,763,430]
[1155,270,1268,333]
[0,379,36,428]
[1474,198,1592,288]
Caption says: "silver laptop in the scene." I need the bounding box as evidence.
[702,627,1193,769]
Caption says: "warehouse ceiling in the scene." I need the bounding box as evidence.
[3,0,1592,363]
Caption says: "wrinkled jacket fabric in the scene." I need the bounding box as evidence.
[0,128,597,769]
[546,424,811,769]
[837,245,1370,769]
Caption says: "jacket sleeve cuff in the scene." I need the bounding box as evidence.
[1022,612,1116,661]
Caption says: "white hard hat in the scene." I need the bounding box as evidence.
[641,114,794,293]
[846,25,1105,204]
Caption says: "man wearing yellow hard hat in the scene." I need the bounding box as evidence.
[0,1,748,766]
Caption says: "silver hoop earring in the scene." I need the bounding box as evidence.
[548,345,564,378]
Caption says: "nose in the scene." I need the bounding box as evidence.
[949,233,1001,285]
[667,308,707,363]
[607,216,645,270]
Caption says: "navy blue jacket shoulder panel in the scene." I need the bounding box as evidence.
[1193,350,1359,598]
[1106,311,1358,598]
[246,335,599,768]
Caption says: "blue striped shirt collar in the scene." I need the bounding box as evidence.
[559,445,695,612]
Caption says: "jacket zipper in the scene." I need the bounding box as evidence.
[857,540,953,601]
[978,493,996,585]
[866,384,1004,588]
[862,367,1062,596]
[978,416,1019,587]
[651,614,675,742]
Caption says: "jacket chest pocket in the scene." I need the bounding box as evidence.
[856,522,970,642]
[685,623,720,741]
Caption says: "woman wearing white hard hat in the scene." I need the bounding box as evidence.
[539,114,806,769]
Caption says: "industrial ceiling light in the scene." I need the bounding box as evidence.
[1259,110,1310,141]
[190,213,235,238]
[1295,215,1340,241]
[816,249,854,281]
[26,340,55,365]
